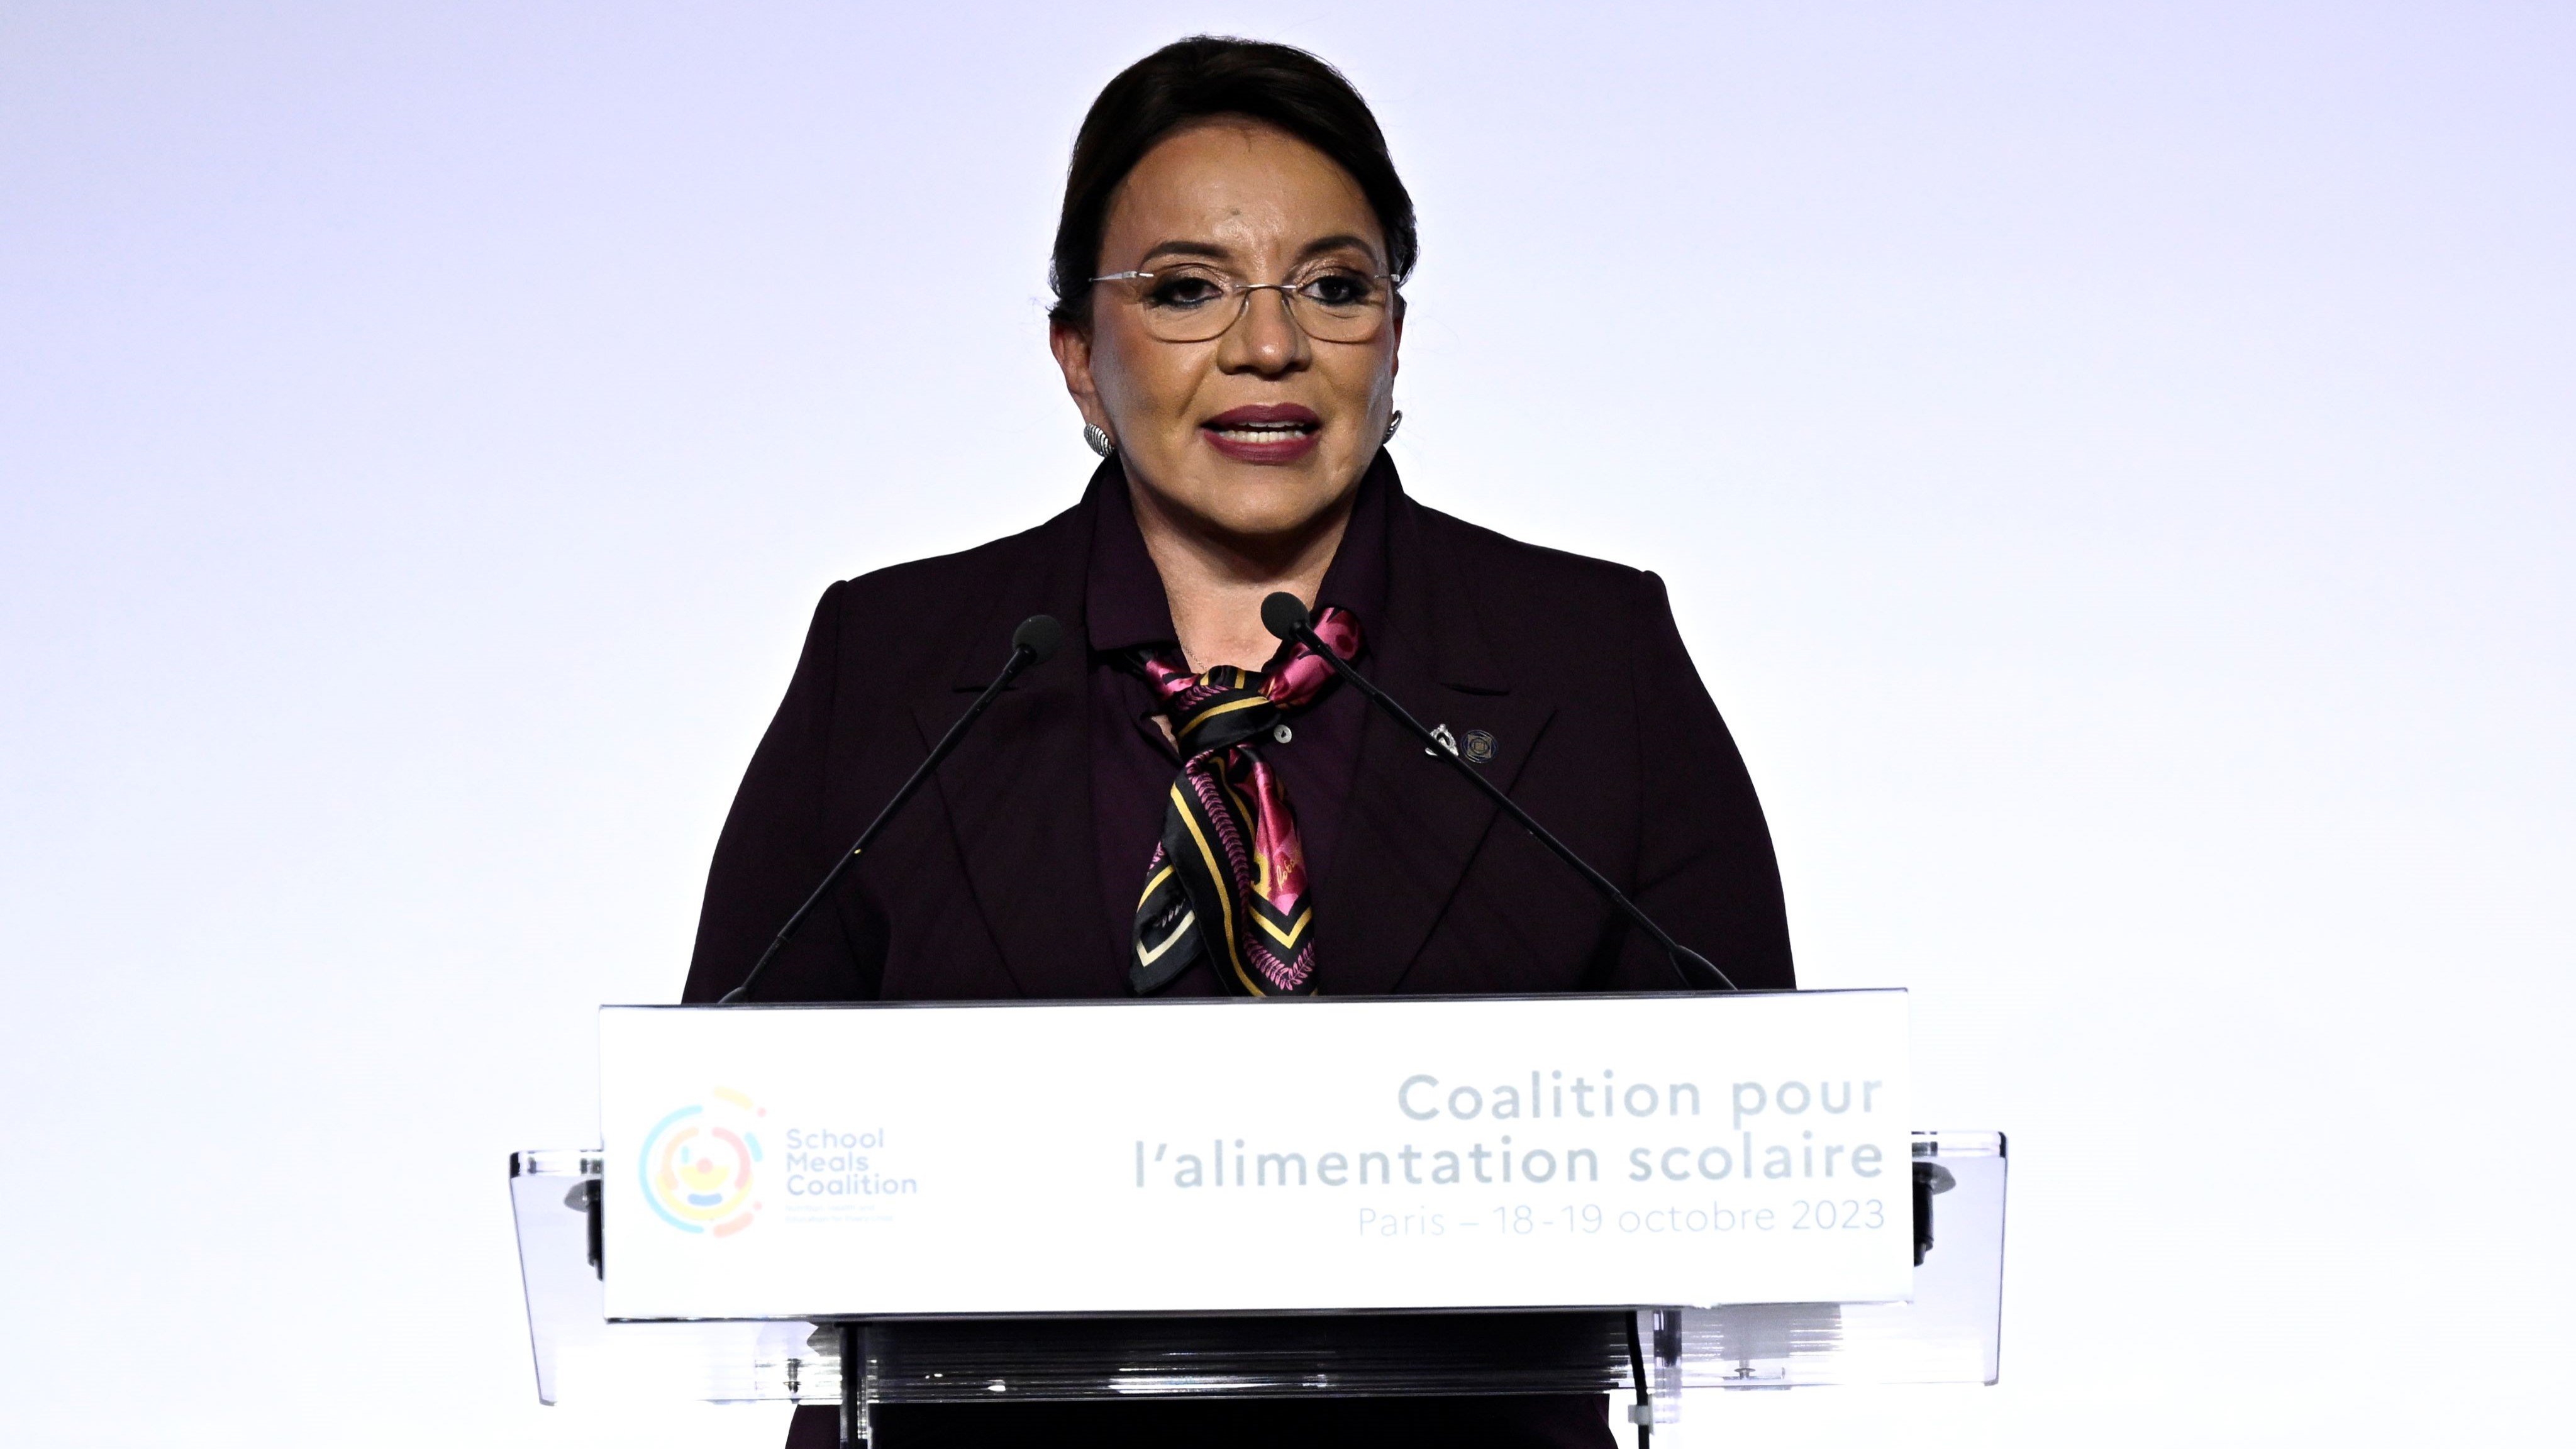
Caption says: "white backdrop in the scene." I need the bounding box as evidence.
[3,4,2568,1445]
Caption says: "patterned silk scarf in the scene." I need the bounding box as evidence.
[1130,608,1363,996]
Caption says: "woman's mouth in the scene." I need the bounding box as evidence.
[1202,404,1322,464]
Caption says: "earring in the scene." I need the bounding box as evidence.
[1382,409,1404,445]
[1083,423,1116,458]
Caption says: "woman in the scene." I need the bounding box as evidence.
[684,36,1793,1449]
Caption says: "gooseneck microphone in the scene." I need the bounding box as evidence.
[1260,592,1737,992]
[716,614,1063,1004]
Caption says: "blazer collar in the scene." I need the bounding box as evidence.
[1392,481,1513,694]
[963,453,1499,687]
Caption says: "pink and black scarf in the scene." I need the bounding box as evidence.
[1129,608,1362,996]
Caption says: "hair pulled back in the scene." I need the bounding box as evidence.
[1049,36,1418,331]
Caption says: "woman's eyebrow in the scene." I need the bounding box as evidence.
[1134,234,1384,270]
[1295,233,1382,264]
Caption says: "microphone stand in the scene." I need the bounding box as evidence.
[1261,594,1736,992]
[718,616,1062,1004]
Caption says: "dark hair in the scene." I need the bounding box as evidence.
[1048,36,1418,330]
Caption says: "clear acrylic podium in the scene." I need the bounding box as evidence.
[511,1131,2005,1442]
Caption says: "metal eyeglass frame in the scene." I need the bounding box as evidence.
[1087,268,1401,343]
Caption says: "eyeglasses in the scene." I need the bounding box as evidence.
[1089,265,1399,344]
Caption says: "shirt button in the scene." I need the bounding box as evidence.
[1272,723,1294,745]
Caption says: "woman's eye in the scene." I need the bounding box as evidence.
[1145,275,1226,309]
[1300,272,1376,308]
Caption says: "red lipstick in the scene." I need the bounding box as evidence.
[1201,404,1322,464]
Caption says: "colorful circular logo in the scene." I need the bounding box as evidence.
[640,1087,765,1236]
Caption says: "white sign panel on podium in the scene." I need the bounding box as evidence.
[599,990,1911,1321]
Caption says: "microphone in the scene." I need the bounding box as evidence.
[716,614,1063,1004]
[1260,592,1737,992]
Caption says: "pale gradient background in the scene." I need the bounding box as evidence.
[3,4,2568,1445]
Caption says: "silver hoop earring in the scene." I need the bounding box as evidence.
[1382,409,1404,445]
[1083,423,1116,458]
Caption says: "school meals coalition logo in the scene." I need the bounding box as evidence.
[640,1087,766,1237]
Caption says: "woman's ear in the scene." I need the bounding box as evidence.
[1050,321,1109,431]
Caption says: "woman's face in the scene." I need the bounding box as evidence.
[1052,121,1402,545]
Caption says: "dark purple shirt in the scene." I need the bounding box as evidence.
[1084,467,1389,980]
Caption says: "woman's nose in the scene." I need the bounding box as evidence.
[1218,286,1309,374]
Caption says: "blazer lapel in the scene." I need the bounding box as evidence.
[910,500,1110,1000]
[1321,491,1557,997]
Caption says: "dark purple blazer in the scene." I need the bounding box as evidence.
[684,460,1790,1008]
[682,460,1793,1448]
